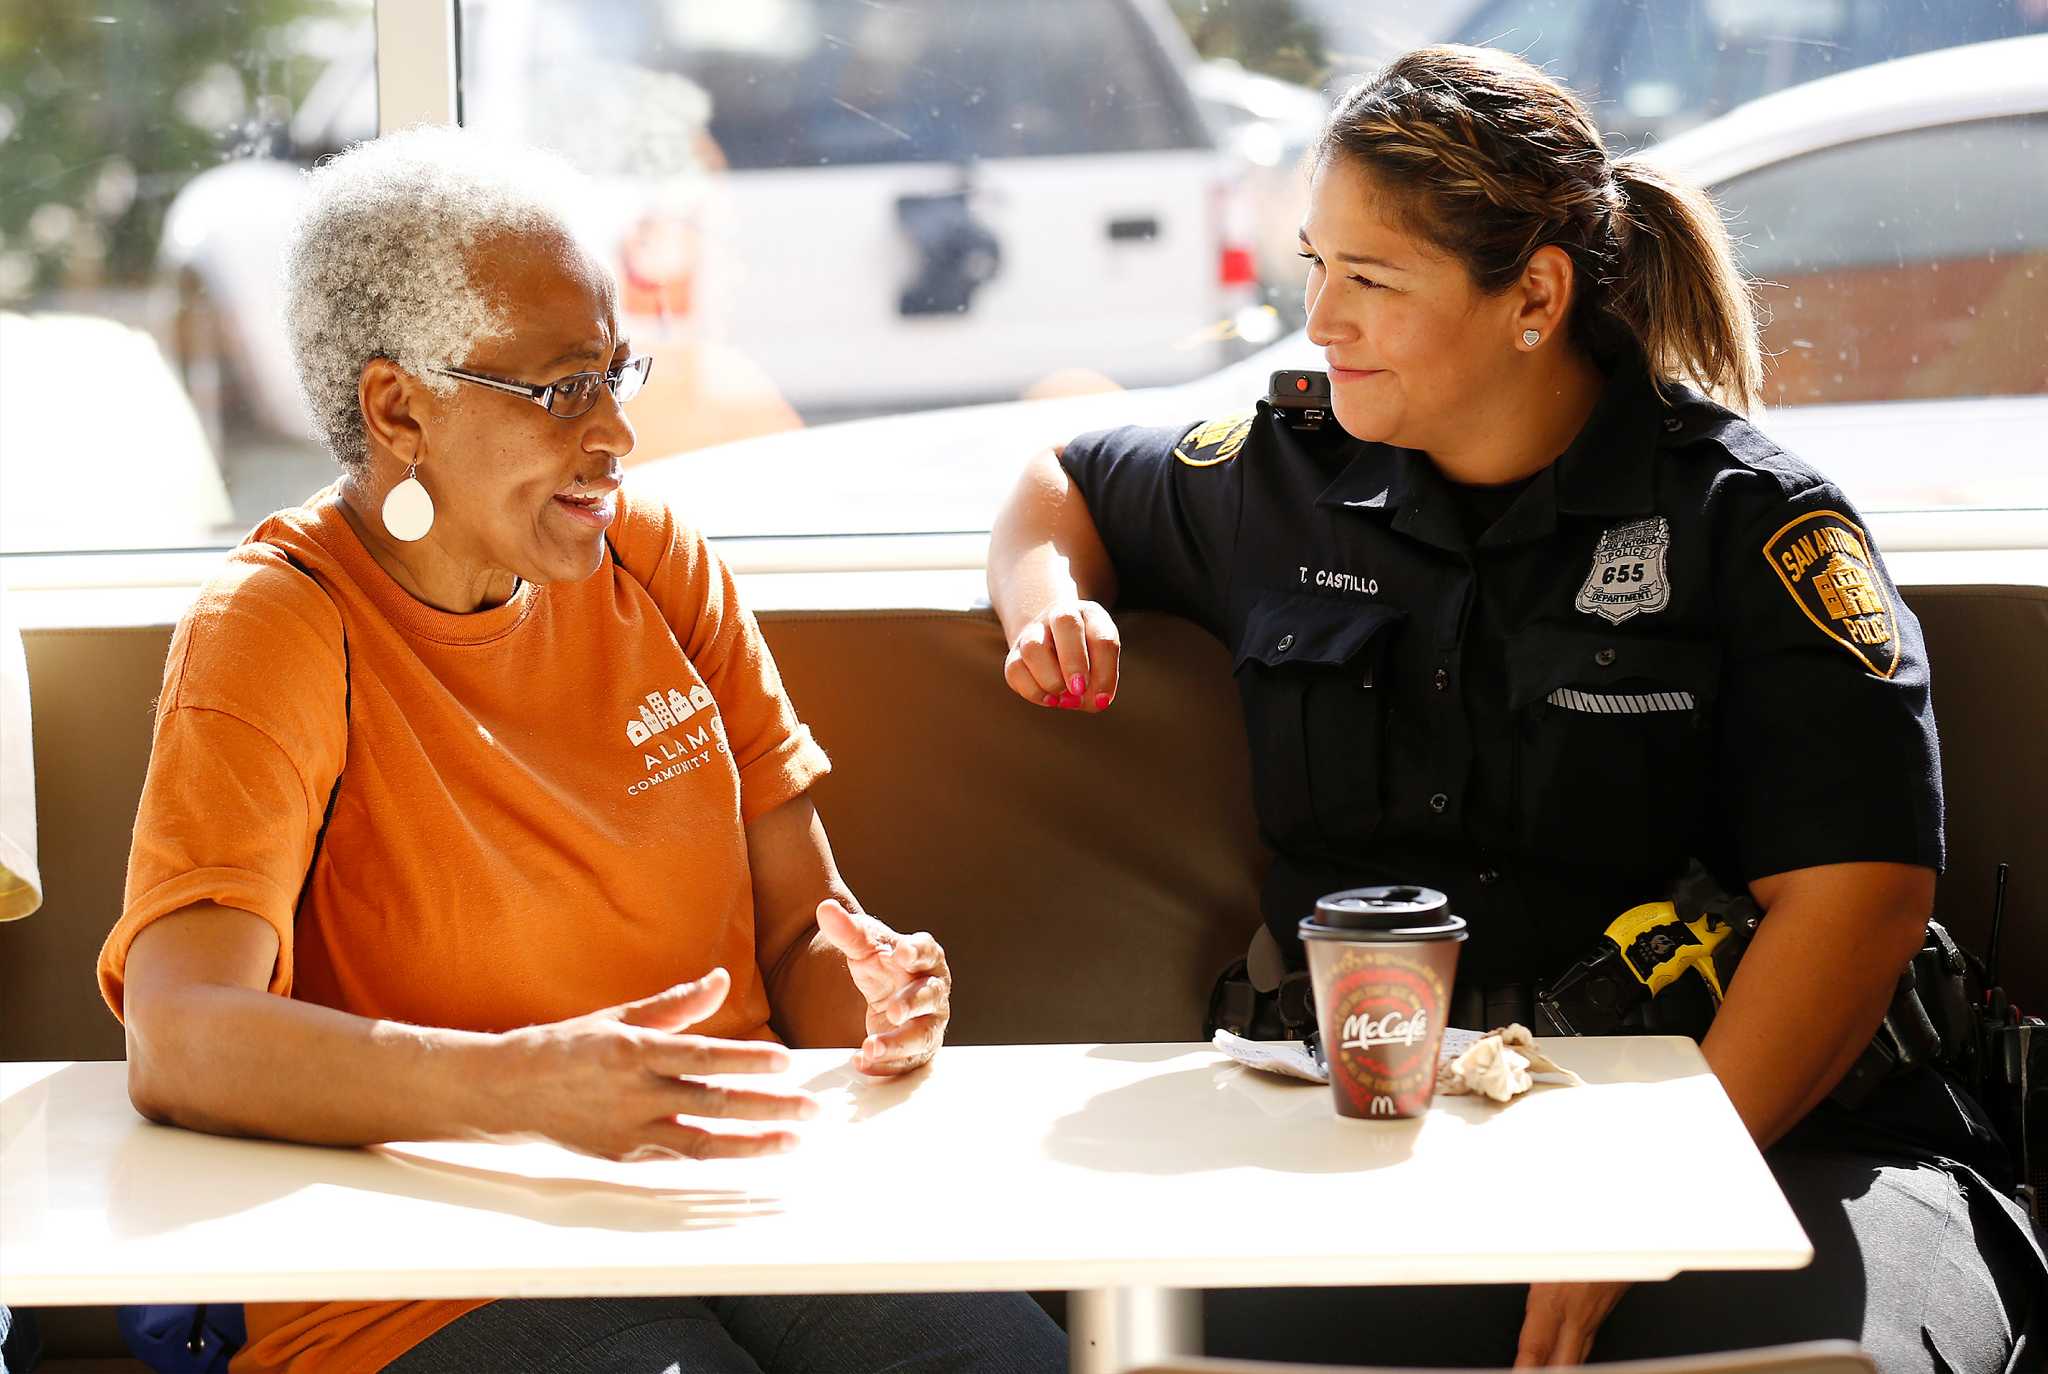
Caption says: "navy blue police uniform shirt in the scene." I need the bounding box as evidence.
[1058,361,1944,984]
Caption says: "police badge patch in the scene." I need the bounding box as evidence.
[1574,517,1672,624]
[1763,510,1900,678]
[1173,412,1253,467]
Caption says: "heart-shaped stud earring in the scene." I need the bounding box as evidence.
[1522,328,1541,347]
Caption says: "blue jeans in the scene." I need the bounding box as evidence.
[383,1292,1065,1374]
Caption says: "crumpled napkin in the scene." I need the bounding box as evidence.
[1435,1024,1585,1102]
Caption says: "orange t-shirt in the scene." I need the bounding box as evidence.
[97,488,829,1373]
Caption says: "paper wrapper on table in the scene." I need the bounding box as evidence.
[1213,1024,1583,1106]
[1212,1027,1494,1086]
[1211,1031,1329,1082]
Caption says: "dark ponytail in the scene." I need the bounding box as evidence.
[1318,46,1763,412]
[1608,157,1762,411]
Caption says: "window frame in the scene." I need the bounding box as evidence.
[376,0,459,128]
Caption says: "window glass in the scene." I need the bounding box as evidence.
[481,0,2047,534]
[456,0,1260,526]
[1471,0,2048,149]
[1719,116,2048,407]
[498,0,1210,169]
[1598,0,1886,147]
[0,0,374,555]
[1454,0,1603,80]
[7,0,2042,559]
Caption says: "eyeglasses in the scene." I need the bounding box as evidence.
[430,354,654,419]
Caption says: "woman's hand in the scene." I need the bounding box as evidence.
[1002,597,1121,712]
[814,899,951,1075]
[497,967,816,1162]
[1515,1280,1630,1367]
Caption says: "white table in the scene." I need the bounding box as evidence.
[1,1041,1810,1372]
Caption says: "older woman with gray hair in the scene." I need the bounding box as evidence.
[96,125,1065,1374]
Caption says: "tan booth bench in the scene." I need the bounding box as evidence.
[5,580,2045,1366]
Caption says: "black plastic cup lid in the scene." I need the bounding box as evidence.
[1300,885,1467,942]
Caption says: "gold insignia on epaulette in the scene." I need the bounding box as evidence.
[1763,510,1900,678]
[1173,412,1253,467]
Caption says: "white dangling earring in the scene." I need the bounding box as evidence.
[381,463,435,542]
[1522,328,1542,347]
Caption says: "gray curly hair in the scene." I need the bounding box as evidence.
[284,124,594,472]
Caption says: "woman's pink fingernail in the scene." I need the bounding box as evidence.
[1058,693,1081,709]
[1041,693,1058,707]
[1068,673,1085,695]
[1094,693,1111,711]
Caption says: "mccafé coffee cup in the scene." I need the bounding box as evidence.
[1300,886,1467,1120]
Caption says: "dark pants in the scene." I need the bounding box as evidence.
[1207,1075,2044,1373]
[0,1306,38,1374]
[384,1290,1064,1374]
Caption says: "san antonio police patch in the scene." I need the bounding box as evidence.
[1763,510,1900,678]
[1172,412,1253,467]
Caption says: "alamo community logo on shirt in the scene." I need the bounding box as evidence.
[624,684,728,796]
[1762,510,1900,678]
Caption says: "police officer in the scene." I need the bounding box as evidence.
[987,44,2040,1373]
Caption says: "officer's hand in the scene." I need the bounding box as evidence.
[1514,1280,1630,1367]
[1004,598,1120,711]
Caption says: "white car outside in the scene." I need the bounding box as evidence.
[159,0,1255,447]
[1190,57,1331,325]
[1,313,231,553]
[630,34,2048,540]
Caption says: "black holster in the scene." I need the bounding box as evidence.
[1205,957,1317,1045]
[1832,919,1982,1110]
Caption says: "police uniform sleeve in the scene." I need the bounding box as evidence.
[1057,416,1250,636]
[1716,480,1943,880]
